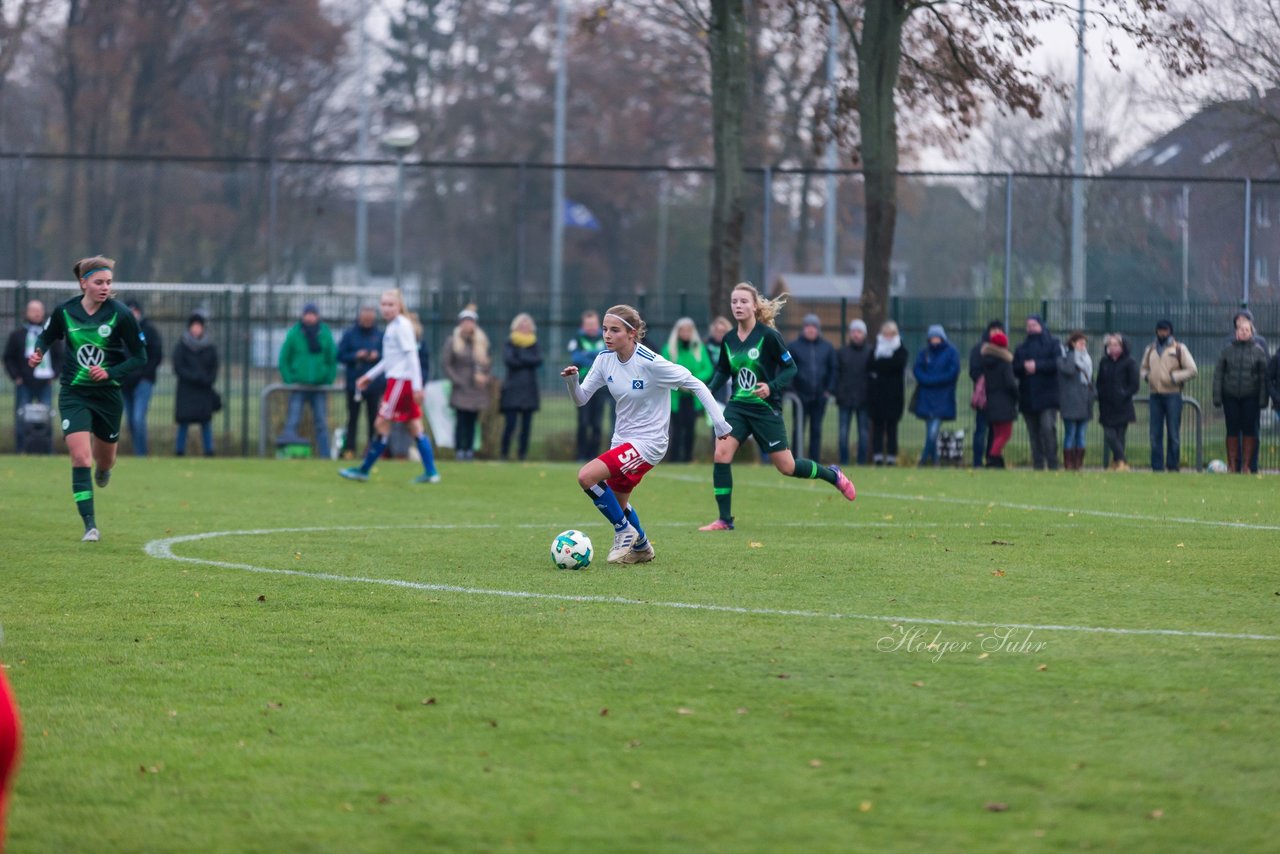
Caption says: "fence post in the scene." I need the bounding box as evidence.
[1004,170,1013,333]
[240,282,252,457]
[1104,296,1113,332]
[1243,178,1252,306]
[221,288,232,453]
[762,166,772,296]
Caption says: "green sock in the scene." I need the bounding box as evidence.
[791,458,837,485]
[72,466,95,530]
[713,462,733,522]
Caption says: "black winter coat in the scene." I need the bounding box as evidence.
[1013,330,1061,414]
[868,344,910,422]
[1096,352,1140,428]
[834,342,871,409]
[173,336,219,424]
[979,343,1019,423]
[4,325,64,389]
[499,340,543,412]
[789,335,838,403]
[1270,351,1280,409]
[122,318,163,389]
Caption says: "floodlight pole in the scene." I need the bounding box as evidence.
[1069,0,1087,318]
[550,0,569,362]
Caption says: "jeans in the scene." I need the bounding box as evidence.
[919,417,943,464]
[1063,419,1088,450]
[1025,409,1059,470]
[794,396,828,460]
[837,405,871,465]
[972,408,989,467]
[176,421,214,455]
[1148,393,1182,471]
[123,379,154,455]
[15,382,53,453]
[283,389,331,458]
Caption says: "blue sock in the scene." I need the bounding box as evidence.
[416,433,438,476]
[624,505,647,548]
[358,434,387,474]
[586,483,628,530]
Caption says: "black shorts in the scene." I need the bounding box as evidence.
[59,386,124,443]
[724,401,790,453]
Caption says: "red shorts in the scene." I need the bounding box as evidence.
[598,443,655,493]
[378,378,422,423]
[0,668,20,845]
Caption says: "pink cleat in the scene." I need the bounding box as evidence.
[829,465,857,501]
[698,518,734,531]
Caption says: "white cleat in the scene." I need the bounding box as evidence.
[620,541,656,564]
[607,525,639,563]
[82,527,100,542]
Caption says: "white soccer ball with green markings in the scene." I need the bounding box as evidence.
[551,530,592,570]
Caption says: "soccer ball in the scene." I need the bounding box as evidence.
[1207,459,1228,474]
[551,529,593,570]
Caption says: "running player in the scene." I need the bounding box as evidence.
[338,289,440,483]
[563,304,732,564]
[699,282,855,531]
[29,256,148,541]
[0,665,19,852]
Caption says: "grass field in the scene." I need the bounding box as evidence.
[2,455,1277,852]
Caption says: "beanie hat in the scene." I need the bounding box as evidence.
[302,302,320,317]
[803,313,821,328]
[849,319,867,335]
[1155,319,1173,333]
[989,330,1008,348]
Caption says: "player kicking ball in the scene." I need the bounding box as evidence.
[563,304,732,564]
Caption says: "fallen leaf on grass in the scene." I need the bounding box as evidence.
[911,681,925,688]
[808,759,823,768]
[736,707,749,715]
[984,802,1009,812]
[256,595,266,602]
[748,541,764,549]
[991,569,1005,577]
[599,708,609,716]
[1149,809,1165,820]
[1036,664,1049,671]
[859,801,873,812]
[977,652,990,660]
[990,540,1013,546]
[776,673,791,679]
[266,701,283,710]
[1176,543,1185,548]
[421,697,436,706]
[677,707,694,715]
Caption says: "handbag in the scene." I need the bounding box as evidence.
[908,385,919,415]
[212,390,223,412]
[970,375,987,410]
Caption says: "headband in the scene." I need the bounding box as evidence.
[604,312,635,330]
[80,267,111,280]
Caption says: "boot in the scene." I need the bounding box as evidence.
[1241,436,1258,474]
[986,455,1005,469]
[1075,448,1087,470]
[1225,436,1240,473]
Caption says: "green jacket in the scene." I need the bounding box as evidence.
[662,340,714,412]
[279,322,338,386]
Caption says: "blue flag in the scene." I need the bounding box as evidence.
[565,200,602,231]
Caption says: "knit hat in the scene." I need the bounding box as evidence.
[1155,318,1173,333]
[302,302,320,317]
[849,319,867,335]
[989,330,1008,348]
[1026,313,1044,326]
[803,313,821,328]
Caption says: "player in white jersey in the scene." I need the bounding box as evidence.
[339,289,440,483]
[563,304,731,564]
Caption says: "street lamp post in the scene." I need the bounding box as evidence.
[383,125,420,291]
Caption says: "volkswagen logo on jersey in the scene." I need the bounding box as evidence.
[98,324,113,337]
[737,367,757,389]
[77,344,106,368]
[632,379,644,389]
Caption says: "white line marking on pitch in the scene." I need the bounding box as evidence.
[652,471,1280,531]
[143,526,1279,642]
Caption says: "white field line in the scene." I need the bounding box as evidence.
[143,525,1279,642]
[652,470,1280,532]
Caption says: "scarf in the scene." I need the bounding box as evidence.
[1070,348,1093,385]
[875,334,901,360]
[182,329,212,351]
[510,330,536,348]
[301,321,322,354]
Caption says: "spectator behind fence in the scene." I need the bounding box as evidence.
[789,313,837,460]
[4,299,64,453]
[173,313,219,457]
[337,305,385,459]
[913,324,960,466]
[1270,347,1280,412]
[569,309,608,460]
[1096,333,1139,471]
[500,312,543,461]
[1225,309,1269,474]
[1213,315,1269,474]
[835,319,872,466]
[979,329,1018,468]
[277,302,337,458]
[445,305,491,460]
[1140,319,1196,473]
[968,319,1004,468]
[662,317,713,463]
[1014,314,1061,471]
[1058,331,1094,471]
[121,299,162,456]
[869,321,909,466]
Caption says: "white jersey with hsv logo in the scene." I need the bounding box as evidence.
[567,344,729,465]
[360,315,422,390]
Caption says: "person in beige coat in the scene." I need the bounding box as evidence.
[444,306,492,460]
[1139,319,1197,472]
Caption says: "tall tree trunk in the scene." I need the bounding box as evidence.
[856,0,908,332]
[709,0,747,316]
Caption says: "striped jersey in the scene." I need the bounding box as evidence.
[361,315,422,390]
[570,344,727,465]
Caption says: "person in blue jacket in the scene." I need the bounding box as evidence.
[336,305,385,458]
[912,324,960,466]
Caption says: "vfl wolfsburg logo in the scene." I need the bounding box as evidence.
[77,344,106,369]
[747,347,760,360]
[737,367,757,389]
[98,324,113,337]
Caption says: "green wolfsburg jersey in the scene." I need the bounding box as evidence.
[37,296,148,390]
[709,323,797,414]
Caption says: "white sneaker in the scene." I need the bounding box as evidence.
[82,527,100,542]
[607,525,639,563]
[620,541,656,564]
